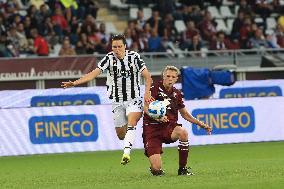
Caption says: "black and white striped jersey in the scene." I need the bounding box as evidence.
[97,50,146,102]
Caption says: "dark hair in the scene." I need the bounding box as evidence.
[111,34,126,45]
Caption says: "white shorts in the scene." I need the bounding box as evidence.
[112,97,143,127]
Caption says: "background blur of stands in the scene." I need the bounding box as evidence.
[1,48,284,90]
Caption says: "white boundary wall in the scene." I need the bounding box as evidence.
[0,96,284,157]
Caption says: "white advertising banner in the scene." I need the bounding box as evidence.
[0,97,284,157]
[1,79,284,108]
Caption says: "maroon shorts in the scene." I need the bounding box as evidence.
[142,122,182,157]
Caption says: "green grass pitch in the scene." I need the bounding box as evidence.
[1,141,284,189]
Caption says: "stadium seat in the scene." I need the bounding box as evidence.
[267,17,276,29]
[220,6,234,18]
[174,20,186,33]
[226,18,234,34]
[105,22,118,34]
[254,17,264,27]
[222,0,234,6]
[215,19,228,33]
[234,5,240,17]
[167,41,185,58]
[129,7,138,19]
[143,8,152,20]
[208,6,222,19]
[110,0,128,9]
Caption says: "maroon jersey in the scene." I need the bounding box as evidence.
[143,81,185,125]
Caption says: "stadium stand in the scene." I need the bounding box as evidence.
[0,0,284,58]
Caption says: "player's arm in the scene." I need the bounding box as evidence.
[141,68,154,104]
[61,68,101,88]
[179,107,212,134]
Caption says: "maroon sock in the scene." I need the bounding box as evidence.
[178,140,189,168]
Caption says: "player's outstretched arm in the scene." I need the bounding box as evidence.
[61,68,102,88]
[141,68,155,104]
[179,107,212,135]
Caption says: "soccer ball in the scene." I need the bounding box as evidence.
[147,100,167,119]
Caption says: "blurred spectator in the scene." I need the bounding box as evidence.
[147,10,164,37]
[30,0,45,10]
[148,29,165,52]
[254,0,273,20]
[51,7,68,35]
[248,28,269,49]
[231,10,245,39]
[0,34,16,57]
[0,13,7,36]
[79,32,95,54]
[162,13,178,42]
[30,28,49,56]
[135,9,146,31]
[238,0,254,17]
[187,34,203,52]
[180,20,200,50]
[124,28,133,48]
[275,24,284,47]
[239,17,254,48]
[77,0,99,19]
[198,11,217,42]
[143,22,152,38]
[210,31,232,50]
[60,0,78,21]
[278,15,284,29]
[7,26,20,56]
[37,4,52,35]
[266,30,280,48]
[59,38,76,56]
[75,40,87,54]
[81,14,97,34]
[23,16,33,38]
[156,0,175,17]
[16,23,31,53]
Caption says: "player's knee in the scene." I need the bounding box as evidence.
[179,128,188,140]
[116,131,126,140]
[118,135,125,140]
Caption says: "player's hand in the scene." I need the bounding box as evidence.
[156,116,169,123]
[61,80,75,88]
[204,124,212,135]
[144,91,155,104]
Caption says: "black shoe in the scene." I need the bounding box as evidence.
[149,167,165,176]
[178,167,194,176]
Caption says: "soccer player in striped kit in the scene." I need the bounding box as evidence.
[143,66,212,176]
[62,34,154,165]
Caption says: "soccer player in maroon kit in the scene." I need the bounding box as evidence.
[143,66,212,176]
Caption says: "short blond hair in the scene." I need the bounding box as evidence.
[162,66,180,76]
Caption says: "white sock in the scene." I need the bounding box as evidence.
[123,126,136,155]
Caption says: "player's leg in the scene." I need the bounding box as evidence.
[121,98,143,165]
[112,102,128,140]
[143,126,164,176]
[148,154,164,176]
[120,111,142,165]
[171,125,194,176]
[115,125,127,140]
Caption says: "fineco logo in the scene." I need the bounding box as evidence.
[220,86,282,98]
[192,106,255,135]
[31,94,101,107]
[29,114,98,144]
